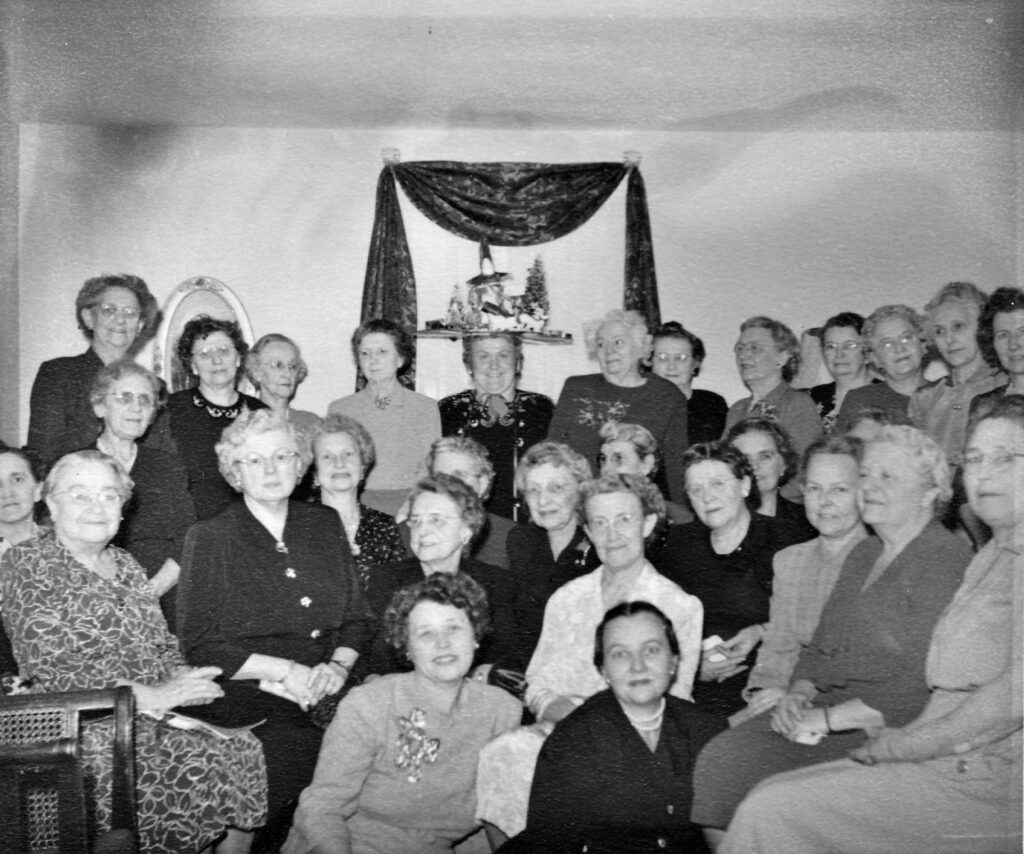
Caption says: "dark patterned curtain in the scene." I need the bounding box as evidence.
[361,160,660,385]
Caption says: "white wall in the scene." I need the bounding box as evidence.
[14,122,1019,443]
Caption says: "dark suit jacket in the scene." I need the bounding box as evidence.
[28,349,104,464]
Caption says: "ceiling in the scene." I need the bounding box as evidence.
[2,0,1022,131]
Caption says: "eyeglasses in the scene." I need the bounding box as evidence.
[873,331,918,353]
[53,486,124,508]
[316,450,360,468]
[96,304,140,321]
[654,352,691,365]
[822,341,863,354]
[685,478,734,499]
[406,513,461,530]
[193,345,235,361]
[265,360,301,374]
[962,450,1024,472]
[233,450,299,471]
[586,513,639,535]
[107,391,155,408]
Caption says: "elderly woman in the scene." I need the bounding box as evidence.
[283,573,521,854]
[476,473,703,844]
[910,282,1005,466]
[439,332,554,520]
[152,315,265,521]
[719,396,1024,854]
[834,304,927,435]
[651,321,728,444]
[724,316,823,457]
[0,450,266,853]
[507,441,600,671]
[548,309,689,502]
[737,436,869,722]
[177,409,374,844]
[328,318,440,517]
[360,473,518,680]
[808,312,871,435]
[310,413,406,589]
[29,273,160,465]
[504,602,727,854]
[691,425,973,842]
[724,417,816,539]
[660,442,810,719]
[89,360,195,623]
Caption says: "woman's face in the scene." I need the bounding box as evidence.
[470,337,517,397]
[84,286,143,353]
[869,316,924,382]
[231,428,300,505]
[522,462,578,534]
[822,325,866,381]
[802,453,862,540]
[598,439,654,479]
[584,491,655,572]
[600,611,678,711]
[963,417,1024,536]
[256,341,302,402]
[190,330,241,392]
[651,336,694,392]
[685,459,750,531]
[930,301,981,370]
[857,440,935,530]
[46,459,125,548]
[0,454,42,527]
[92,373,157,441]
[408,491,472,567]
[313,431,364,495]
[734,327,787,388]
[731,430,785,497]
[406,600,476,685]
[993,309,1024,377]
[357,332,403,384]
[430,449,491,499]
[595,321,646,384]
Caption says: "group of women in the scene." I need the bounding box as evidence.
[0,271,1019,853]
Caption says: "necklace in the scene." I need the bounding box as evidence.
[624,698,665,732]
[192,391,243,419]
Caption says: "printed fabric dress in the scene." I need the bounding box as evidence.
[0,535,267,854]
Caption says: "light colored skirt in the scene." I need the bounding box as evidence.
[475,721,554,837]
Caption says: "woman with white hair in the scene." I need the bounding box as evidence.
[548,309,690,502]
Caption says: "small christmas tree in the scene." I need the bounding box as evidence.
[522,256,550,322]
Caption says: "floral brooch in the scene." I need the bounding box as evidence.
[395,707,440,783]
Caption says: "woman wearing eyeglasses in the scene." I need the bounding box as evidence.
[88,360,195,625]
[156,316,266,521]
[809,312,871,435]
[834,304,927,435]
[28,273,161,466]
[178,408,375,848]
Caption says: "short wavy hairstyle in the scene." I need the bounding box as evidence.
[89,360,165,409]
[593,600,680,670]
[868,425,953,514]
[821,311,865,339]
[924,281,988,321]
[582,309,651,362]
[967,393,1024,437]
[680,441,761,512]
[577,472,666,524]
[75,274,161,349]
[383,572,491,654]
[407,473,487,544]
[652,321,707,376]
[0,446,47,486]
[176,315,249,377]
[725,417,800,487]
[244,333,310,390]
[215,408,312,489]
[977,287,1024,371]
[461,331,524,377]
[799,434,864,484]
[311,413,376,473]
[350,318,415,376]
[426,435,495,494]
[43,449,134,503]
[861,304,926,368]
[739,316,802,383]
[514,441,593,493]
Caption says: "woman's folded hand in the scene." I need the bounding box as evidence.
[133,666,224,713]
[771,690,812,736]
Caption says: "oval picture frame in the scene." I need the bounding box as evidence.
[152,276,255,394]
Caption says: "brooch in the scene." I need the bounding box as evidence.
[395,707,440,783]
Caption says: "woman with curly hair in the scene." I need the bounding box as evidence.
[283,573,521,854]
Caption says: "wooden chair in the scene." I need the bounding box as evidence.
[0,687,137,853]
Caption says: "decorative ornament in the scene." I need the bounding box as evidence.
[395,707,440,783]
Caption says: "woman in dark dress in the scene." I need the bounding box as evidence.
[808,312,871,435]
[178,409,374,849]
[651,321,728,446]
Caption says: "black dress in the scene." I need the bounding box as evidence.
[687,387,729,445]
[500,690,725,854]
[28,349,105,465]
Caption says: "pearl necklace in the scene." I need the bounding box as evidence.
[624,698,665,732]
